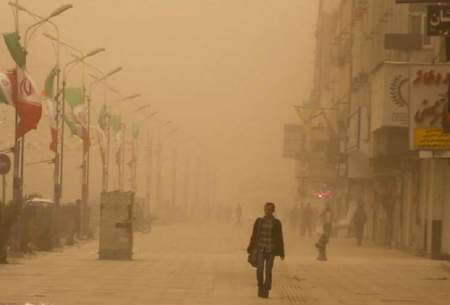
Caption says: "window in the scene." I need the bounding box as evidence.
[409,14,432,48]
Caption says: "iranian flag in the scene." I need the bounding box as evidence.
[110,115,123,166]
[64,87,90,148]
[43,68,58,152]
[130,122,140,165]
[0,68,42,137]
[15,68,42,138]
[0,70,16,105]
[3,32,42,138]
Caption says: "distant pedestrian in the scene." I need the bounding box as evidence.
[247,202,285,299]
[352,201,367,246]
[321,202,333,238]
[301,203,313,237]
[315,202,333,261]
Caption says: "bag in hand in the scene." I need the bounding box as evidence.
[248,249,258,268]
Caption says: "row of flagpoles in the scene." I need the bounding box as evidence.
[0,2,216,250]
[0,1,155,241]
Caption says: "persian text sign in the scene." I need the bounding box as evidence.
[414,129,450,149]
[397,0,450,3]
[410,64,450,150]
[427,5,450,36]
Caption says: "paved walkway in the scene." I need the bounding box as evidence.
[0,223,449,305]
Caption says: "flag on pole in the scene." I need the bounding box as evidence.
[98,104,109,131]
[0,70,16,105]
[16,68,42,138]
[130,122,140,166]
[43,67,58,152]
[132,122,140,139]
[110,115,122,134]
[96,126,107,165]
[0,69,42,137]
[64,87,90,147]
[3,32,42,137]
[3,32,26,68]
[110,115,123,166]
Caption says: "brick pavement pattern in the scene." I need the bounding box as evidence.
[0,224,449,305]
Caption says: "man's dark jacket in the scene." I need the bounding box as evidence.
[247,217,285,257]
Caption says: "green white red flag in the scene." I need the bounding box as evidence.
[64,87,90,147]
[3,32,43,138]
[43,67,58,152]
[0,70,16,105]
[110,115,123,166]
[15,68,42,138]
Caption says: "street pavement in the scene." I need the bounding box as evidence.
[0,223,449,305]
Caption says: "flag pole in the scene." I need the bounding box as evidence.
[106,113,111,192]
[145,130,153,222]
[11,0,25,256]
[120,123,126,191]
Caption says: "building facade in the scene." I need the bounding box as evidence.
[302,0,450,259]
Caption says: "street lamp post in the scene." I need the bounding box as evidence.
[107,93,141,192]
[60,48,105,236]
[138,112,158,220]
[153,121,172,212]
[167,128,180,211]
[145,130,153,223]
[69,66,120,237]
[7,1,72,253]
[40,38,120,229]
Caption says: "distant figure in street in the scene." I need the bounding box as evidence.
[301,203,313,237]
[321,202,333,238]
[247,202,285,299]
[315,203,333,262]
[352,201,367,246]
[236,203,242,227]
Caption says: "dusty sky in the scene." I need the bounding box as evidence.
[0,0,318,210]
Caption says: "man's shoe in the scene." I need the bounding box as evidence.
[262,289,269,298]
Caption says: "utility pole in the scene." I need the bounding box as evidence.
[104,115,111,192]
[11,0,24,256]
[155,129,163,211]
[194,156,201,217]
[130,136,137,194]
[171,144,178,209]
[119,123,126,191]
[145,131,153,221]
[182,154,190,219]
[62,50,106,237]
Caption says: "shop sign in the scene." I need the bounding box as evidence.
[409,64,450,150]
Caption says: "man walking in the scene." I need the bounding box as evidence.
[247,202,285,298]
[352,201,367,246]
[315,202,334,261]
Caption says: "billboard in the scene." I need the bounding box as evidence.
[409,64,450,150]
[396,0,450,3]
[371,63,409,131]
[427,5,450,36]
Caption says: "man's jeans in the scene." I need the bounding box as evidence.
[256,250,275,290]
